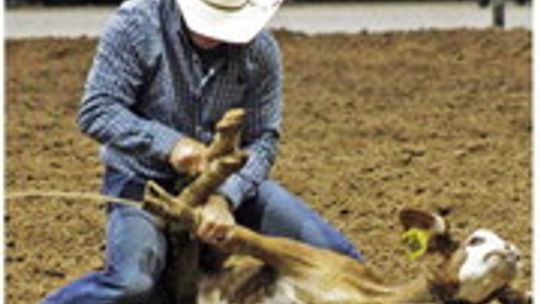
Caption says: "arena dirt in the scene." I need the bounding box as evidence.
[6,29,531,303]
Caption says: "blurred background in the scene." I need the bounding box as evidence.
[5,0,533,7]
[5,0,532,38]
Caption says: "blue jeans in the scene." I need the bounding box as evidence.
[42,168,363,304]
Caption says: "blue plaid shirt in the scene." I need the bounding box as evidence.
[78,0,283,208]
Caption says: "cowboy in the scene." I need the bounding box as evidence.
[42,0,364,302]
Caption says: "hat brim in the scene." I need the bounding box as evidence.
[177,0,281,44]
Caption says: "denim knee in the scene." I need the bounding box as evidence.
[39,270,159,304]
[255,180,365,262]
[299,220,364,261]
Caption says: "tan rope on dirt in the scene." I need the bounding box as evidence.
[5,190,143,208]
[5,190,197,229]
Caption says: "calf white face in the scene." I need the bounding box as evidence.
[455,229,521,303]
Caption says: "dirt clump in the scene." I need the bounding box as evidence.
[6,29,531,303]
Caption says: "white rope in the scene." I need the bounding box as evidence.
[5,190,143,208]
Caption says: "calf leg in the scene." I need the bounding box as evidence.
[143,182,334,278]
[235,180,364,262]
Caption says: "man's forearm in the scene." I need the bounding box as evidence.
[78,95,184,163]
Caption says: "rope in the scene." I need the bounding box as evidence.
[5,190,143,208]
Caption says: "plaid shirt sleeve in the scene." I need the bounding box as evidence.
[77,6,184,163]
[218,33,283,208]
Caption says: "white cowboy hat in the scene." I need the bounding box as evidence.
[177,0,284,44]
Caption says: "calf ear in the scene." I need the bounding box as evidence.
[399,209,458,257]
[399,209,445,233]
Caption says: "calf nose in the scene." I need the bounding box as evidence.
[511,250,521,263]
[504,243,521,263]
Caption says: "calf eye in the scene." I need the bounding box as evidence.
[468,236,485,246]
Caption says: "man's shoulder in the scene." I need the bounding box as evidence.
[245,30,281,71]
[117,0,161,16]
[100,0,178,66]
[109,0,174,31]
[249,30,280,56]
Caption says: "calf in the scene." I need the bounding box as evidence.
[201,214,527,303]
[146,182,529,304]
[143,109,529,304]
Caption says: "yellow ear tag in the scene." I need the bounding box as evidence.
[401,228,431,260]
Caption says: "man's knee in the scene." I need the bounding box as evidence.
[299,220,364,262]
[39,269,160,304]
[257,180,365,261]
[257,180,302,207]
[250,180,321,239]
[257,180,280,197]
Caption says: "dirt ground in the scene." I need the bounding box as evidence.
[6,29,531,303]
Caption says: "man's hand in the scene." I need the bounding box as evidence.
[197,195,235,245]
[169,138,208,175]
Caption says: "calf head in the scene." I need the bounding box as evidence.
[400,209,523,304]
[446,228,521,303]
